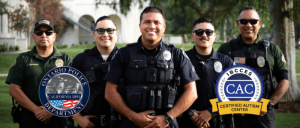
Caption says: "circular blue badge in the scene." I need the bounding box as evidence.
[215,65,263,102]
[39,66,89,117]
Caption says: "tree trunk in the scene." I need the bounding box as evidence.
[271,0,300,101]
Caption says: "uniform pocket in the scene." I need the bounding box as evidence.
[125,86,148,112]
[126,61,147,83]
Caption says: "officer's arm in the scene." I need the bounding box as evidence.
[269,79,289,105]
[166,81,197,119]
[105,81,136,119]
[9,83,42,114]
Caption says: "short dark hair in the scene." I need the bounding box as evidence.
[238,6,260,19]
[140,6,165,23]
[94,16,117,29]
[192,18,214,31]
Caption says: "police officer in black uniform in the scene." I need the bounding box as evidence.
[69,16,118,128]
[178,18,234,128]
[104,6,199,128]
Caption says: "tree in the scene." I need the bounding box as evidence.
[7,0,67,46]
[99,0,300,101]
[271,0,300,101]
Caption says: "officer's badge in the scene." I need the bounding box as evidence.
[257,56,265,67]
[182,51,190,60]
[214,61,222,73]
[55,59,64,67]
[282,55,286,63]
[163,51,171,61]
[10,59,16,68]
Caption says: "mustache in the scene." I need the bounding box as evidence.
[200,37,208,40]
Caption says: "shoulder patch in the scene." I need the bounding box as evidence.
[111,50,118,60]
[182,50,190,60]
[282,55,286,63]
[10,59,16,68]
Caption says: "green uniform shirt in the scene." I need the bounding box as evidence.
[6,46,72,106]
[217,34,287,72]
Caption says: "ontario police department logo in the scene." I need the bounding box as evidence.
[210,65,270,115]
[39,66,89,117]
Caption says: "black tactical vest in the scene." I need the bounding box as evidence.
[123,43,179,113]
[80,49,110,116]
[230,39,273,98]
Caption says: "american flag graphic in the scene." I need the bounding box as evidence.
[234,57,245,64]
[50,100,78,109]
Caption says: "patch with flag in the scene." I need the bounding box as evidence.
[234,57,245,64]
[39,67,89,117]
[50,100,78,109]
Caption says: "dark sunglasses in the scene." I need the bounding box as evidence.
[193,29,214,36]
[34,30,54,36]
[94,28,116,34]
[239,19,259,25]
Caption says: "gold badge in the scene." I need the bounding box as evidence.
[55,59,64,67]
[39,20,50,25]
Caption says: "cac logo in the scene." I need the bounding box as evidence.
[39,67,89,117]
[211,65,269,115]
[216,65,263,102]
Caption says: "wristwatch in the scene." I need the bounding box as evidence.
[164,113,173,125]
[188,109,195,117]
[267,102,274,110]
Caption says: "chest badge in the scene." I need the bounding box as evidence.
[163,51,171,61]
[55,59,64,67]
[214,61,222,73]
[257,56,265,67]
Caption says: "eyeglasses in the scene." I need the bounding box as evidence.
[34,30,54,36]
[193,29,214,36]
[94,28,116,34]
[239,19,259,25]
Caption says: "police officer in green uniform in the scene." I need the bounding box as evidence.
[6,19,72,128]
[104,6,199,128]
[217,6,289,128]
[70,16,119,128]
[178,18,234,128]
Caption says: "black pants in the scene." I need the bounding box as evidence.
[234,109,275,128]
[177,115,220,128]
[119,117,179,128]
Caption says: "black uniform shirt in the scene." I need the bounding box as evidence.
[104,36,199,87]
[69,45,118,115]
[186,46,234,117]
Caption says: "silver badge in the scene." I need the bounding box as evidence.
[214,61,222,73]
[163,51,171,61]
[257,56,265,67]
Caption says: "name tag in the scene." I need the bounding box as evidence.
[29,64,39,66]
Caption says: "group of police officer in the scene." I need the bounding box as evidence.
[6,5,289,128]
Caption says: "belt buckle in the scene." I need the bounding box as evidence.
[100,115,106,126]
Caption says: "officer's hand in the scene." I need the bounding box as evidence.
[74,114,96,128]
[145,115,169,128]
[194,110,211,128]
[130,110,154,128]
[35,106,53,124]
[259,111,267,116]
[190,110,199,123]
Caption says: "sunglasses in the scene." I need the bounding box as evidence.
[239,19,259,25]
[94,28,116,34]
[193,29,214,36]
[34,30,54,36]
